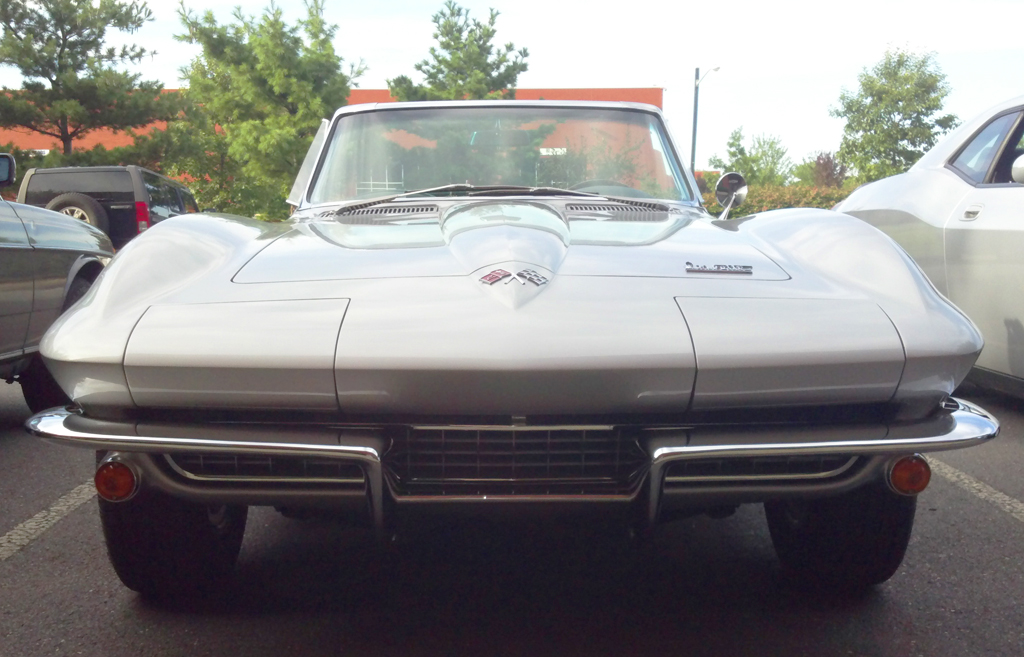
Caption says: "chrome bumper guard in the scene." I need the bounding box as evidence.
[25,398,999,533]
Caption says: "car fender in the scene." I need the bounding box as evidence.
[725,207,983,416]
[40,212,289,412]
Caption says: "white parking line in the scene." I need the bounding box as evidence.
[0,481,96,562]
[930,458,1024,524]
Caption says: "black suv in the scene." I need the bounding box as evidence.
[17,165,199,249]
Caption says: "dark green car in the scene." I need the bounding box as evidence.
[1,154,113,412]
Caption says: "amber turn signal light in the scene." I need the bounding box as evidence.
[95,460,139,502]
[887,454,931,496]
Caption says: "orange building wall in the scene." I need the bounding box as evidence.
[511,88,662,107]
[0,121,165,151]
[1,88,663,152]
[347,87,663,108]
[348,89,399,104]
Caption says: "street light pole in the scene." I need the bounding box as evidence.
[690,66,719,174]
[691,67,700,173]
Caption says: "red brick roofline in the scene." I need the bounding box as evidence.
[0,88,663,151]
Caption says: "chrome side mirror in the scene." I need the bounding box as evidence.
[1012,154,1024,184]
[715,172,747,221]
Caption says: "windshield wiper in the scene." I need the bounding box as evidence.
[319,184,602,217]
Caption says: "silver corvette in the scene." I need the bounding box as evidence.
[836,95,1024,397]
[26,101,998,598]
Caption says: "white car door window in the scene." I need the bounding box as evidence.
[949,112,1019,184]
[991,122,1024,184]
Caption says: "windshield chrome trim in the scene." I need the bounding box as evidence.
[304,102,693,208]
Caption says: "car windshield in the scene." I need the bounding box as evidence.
[307,105,692,205]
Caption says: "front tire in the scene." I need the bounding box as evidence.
[19,356,71,414]
[99,489,248,599]
[764,482,917,590]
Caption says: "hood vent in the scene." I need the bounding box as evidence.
[567,201,670,213]
[329,205,439,223]
[567,202,676,222]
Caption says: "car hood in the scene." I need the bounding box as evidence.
[234,201,791,283]
[39,205,982,418]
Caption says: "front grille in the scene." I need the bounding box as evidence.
[665,455,860,484]
[385,427,649,497]
[165,453,365,485]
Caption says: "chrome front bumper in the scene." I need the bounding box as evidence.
[25,398,999,532]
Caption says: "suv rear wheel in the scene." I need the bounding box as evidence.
[45,193,110,233]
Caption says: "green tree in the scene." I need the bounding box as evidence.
[832,49,958,182]
[171,0,362,218]
[0,0,181,154]
[793,151,848,188]
[709,127,793,186]
[709,128,748,175]
[388,1,528,101]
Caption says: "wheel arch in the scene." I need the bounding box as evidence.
[62,255,106,304]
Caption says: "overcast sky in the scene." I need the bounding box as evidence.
[3,0,1022,169]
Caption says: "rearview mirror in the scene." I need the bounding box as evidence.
[1013,154,1024,184]
[715,172,747,221]
[0,153,14,187]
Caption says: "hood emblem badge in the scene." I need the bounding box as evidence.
[479,269,512,285]
[685,262,753,275]
[479,268,549,286]
[510,269,549,286]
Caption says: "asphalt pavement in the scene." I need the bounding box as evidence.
[2,381,1023,657]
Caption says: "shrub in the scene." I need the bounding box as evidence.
[701,184,852,218]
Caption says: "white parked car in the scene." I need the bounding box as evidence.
[837,96,1024,396]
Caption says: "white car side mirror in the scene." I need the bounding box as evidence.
[1012,154,1024,184]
